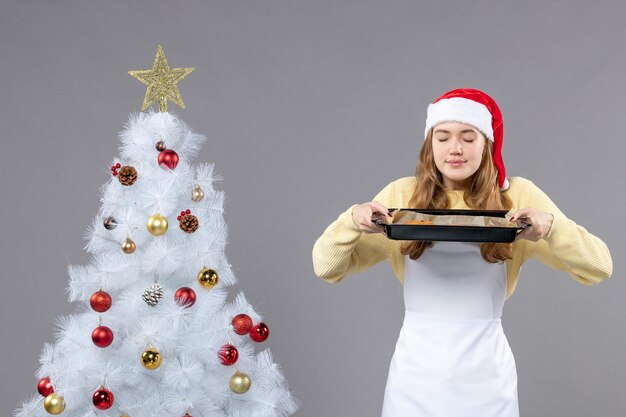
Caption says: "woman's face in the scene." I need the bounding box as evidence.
[431,122,486,190]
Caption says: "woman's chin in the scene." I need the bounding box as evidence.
[443,173,470,182]
[442,173,473,188]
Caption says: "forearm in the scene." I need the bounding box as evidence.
[521,179,613,285]
[312,205,388,283]
[542,215,613,284]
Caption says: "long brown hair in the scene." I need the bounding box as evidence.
[399,128,513,262]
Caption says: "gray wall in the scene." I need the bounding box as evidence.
[1,1,624,416]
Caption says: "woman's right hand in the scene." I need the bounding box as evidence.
[351,202,391,233]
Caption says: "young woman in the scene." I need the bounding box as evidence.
[312,88,613,417]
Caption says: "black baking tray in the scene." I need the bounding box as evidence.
[376,208,525,243]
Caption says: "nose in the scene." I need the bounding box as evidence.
[449,138,463,155]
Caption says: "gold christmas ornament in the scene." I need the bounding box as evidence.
[197,267,219,289]
[147,214,168,236]
[191,185,205,202]
[122,238,136,254]
[43,393,65,414]
[155,140,166,151]
[229,371,251,394]
[128,45,195,112]
[141,347,163,370]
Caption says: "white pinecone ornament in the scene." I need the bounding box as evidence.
[142,283,163,306]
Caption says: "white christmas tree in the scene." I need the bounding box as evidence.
[15,46,298,417]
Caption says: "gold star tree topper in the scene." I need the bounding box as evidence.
[128,45,195,112]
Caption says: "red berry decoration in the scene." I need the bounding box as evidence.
[93,387,114,410]
[250,322,269,343]
[92,326,114,348]
[37,377,54,397]
[90,290,112,313]
[110,163,120,176]
[158,149,179,170]
[232,314,253,335]
[174,287,196,308]
[218,344,239,366]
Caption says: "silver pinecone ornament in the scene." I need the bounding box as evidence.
[142,283,163,306]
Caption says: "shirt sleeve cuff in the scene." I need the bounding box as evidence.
[341,204,362,232]
[544,212,563,241]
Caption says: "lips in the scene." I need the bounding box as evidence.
[446,159,465,165]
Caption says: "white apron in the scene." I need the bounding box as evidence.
[381,241,519,417]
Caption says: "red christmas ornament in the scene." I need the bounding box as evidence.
[250,322,269,343]
[218,344,239,366]
[37,377,54,396]
[92,326,114,348]
[158,149,179,170]
[174,287,196,307]
[232,314,253,335]
[90,290,112,313]
[93,387,114,410]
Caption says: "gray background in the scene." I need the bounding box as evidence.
[1,1,624,416]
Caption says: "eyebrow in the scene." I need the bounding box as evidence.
[434,129,477,134]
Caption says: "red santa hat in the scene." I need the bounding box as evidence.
[424,88,508,191]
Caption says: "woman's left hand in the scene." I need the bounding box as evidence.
[507,208,554,242]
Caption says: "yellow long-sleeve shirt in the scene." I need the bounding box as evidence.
[312,176,613,299]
